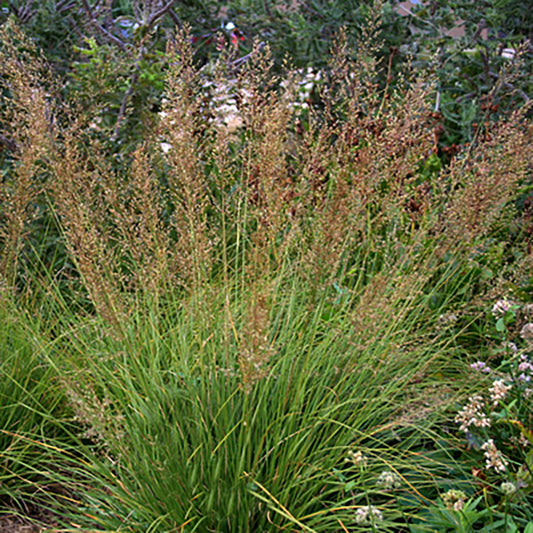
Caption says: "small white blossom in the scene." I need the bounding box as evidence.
[481,439,508,472]
[455,396,491,432]
[516,354,533,383]
[500,481,516,495]
[470,361,491,373]
[438,313,458,327]
[355,505,383,525]
[377,470,401,490]
[489,379,512,406]
[492,299,514,318]
[520,323,533,344]
[503,341,518,353]
[345,450,367,467]
[442,489,467,511]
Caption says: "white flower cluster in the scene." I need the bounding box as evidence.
[488,379,512,407]
[345,449,368,467]
[470,361,491,373]
[212,79,253,131]
[437,312,458,329]
[517,353,533,383]
[481,439,508,472]
[454,395,491,433]
[520,323,533,346]
[500,481,517,495]
[355,505,383,525]
[492,299,515,318]
[442,489,467,511]
[454,299,533,478]
[502,341,518,353]
[288,67,323,114]
[157,64,327,144]
[377,470,401,490]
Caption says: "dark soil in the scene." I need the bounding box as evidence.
[0,514,42,533]
[0,503,61,533]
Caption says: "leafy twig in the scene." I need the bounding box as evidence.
[230,42,267,71]
[167,8,183,30]
[145,0,179,28]
[110,66,140,143]
[80,0,127,51]
[9,0,35,23]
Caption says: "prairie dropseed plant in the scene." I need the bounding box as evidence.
[1,13,532,532]
[158,33,215,292]
[443,105,533,246]
[0,20,56,293]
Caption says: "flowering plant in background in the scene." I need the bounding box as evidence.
[492,298,516,319]
[355,505,384,526]
[157,63,323,140]
[492,298,520,334]
[284,67,324,115]
[376,470,402,491]
[442,489,467,511]
[453,298,533,509]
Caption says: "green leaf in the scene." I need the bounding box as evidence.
[344,480,357,491]
[481,518,518,532]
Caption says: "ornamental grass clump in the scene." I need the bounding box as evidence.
[0,21,57,293]
[0,295,67,510]
[1,12,532,532]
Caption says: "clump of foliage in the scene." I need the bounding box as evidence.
[2,0,531,152]
[0,6,532,531]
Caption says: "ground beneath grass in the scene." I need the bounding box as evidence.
[0,515,41,533]
[0,505,60,533]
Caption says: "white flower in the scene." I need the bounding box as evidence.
[455,395,491,432]
[520,323,533,343]
[377,470,401,490]
[470,361,491,373]
[492,299,514,318]
[355,505,383,525]
[160,142,172,153]
[223,113,243,131]
[517,354,533,383]
[217,103,239,116]
[345,450,367,467]
[488,379,512,406]
[481,439,508,472]
[442,489,467,511]
[500,481,516,495]
[503,341,518,353]
[438,313,458,327]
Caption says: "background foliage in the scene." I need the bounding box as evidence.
[1,0,531,149]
